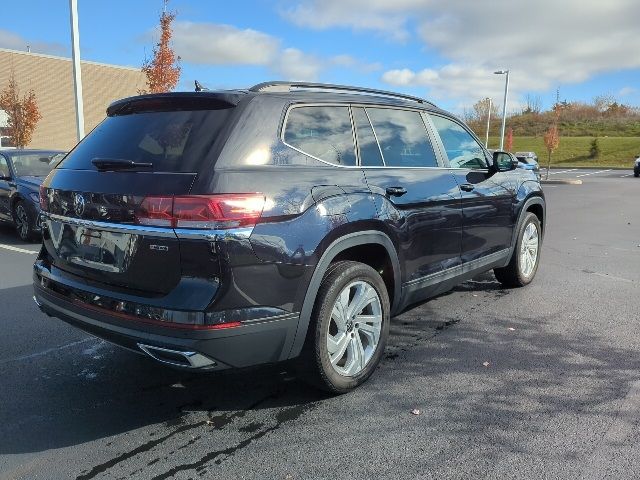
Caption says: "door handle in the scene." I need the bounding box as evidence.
[385,186,407,197]
[460,183,475,192]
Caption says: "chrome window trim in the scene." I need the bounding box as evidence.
[362,107,387,166]
[347,105,360,167]
[281,102,453,171]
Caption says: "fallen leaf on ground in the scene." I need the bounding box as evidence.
[482,361,490,367]
[206,420,214,426]
[411,408,421,415]
[507,327,516,331]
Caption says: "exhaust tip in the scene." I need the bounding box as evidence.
[137,343,217,369]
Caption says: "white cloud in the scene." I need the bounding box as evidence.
[281,1,413,41]
[273,48,323,80]
[331,54,382,73]
[171,22,373,82]
[172,22,280,65]
[618,86,636,97]
[281,0,640,107]
[0,29,66,55]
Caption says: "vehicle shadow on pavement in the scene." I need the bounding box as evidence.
[0,329,329,457]
[0,223,40,246]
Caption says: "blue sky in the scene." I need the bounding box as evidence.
[1,0,639,114]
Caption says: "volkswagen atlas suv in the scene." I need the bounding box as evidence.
[33,81,545,393]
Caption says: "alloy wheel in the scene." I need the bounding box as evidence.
[519,222,539,278]
[15,204,29,239]
[327,280,382,377]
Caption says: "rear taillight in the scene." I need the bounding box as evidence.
[39,185,49,212]
[136,196,174,227]
[135,194,266,229]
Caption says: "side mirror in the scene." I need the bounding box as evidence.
[492,151,517,172]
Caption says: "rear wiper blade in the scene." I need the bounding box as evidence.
[91,158,153,171]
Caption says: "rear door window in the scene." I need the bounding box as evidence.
[429,115,488,169]
[284,106,356,166]
[365,108,438,167]
[58,108,233,172]
[0,156,9,177]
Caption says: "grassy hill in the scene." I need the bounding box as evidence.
[487,136,640,168]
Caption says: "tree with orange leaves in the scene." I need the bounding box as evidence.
[543,124,560,180]
[141,0,181,93]
[505,127,514,152]
[0,72,42,148]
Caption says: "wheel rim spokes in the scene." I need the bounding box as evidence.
[520,223,539,277]
[327,280,382,377]
[16,206,28,237]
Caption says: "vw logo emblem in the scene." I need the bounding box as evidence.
[74,193,86,217]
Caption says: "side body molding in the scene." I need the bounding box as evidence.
[285,230,401,359]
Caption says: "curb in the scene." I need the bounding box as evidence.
[541,179,583,185]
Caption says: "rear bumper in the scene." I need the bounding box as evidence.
[33,281,300,371]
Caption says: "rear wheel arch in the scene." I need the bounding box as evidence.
[9,192,24,212]
[287,230,401,359]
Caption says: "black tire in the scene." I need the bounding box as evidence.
[13,201,35,242]
[300,260,390,394]
[634,172,639,178]
[494,212,541,287]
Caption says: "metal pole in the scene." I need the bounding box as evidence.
[69,0,85,141]
[484,97,492,148]
[499,70,509,150]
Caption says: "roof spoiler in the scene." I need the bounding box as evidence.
[106,91,245,116]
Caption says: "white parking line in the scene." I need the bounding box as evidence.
[621,174,632,178]
[0,244,38,255]
[575,169,612,178]
[548,169,577,175]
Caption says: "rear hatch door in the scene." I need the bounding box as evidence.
[41,93,240,295]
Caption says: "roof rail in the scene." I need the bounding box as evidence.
[249,81,436,107]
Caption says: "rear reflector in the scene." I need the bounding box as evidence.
[135,194,265,229]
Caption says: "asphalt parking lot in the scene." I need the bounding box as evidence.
[1,173,639,480]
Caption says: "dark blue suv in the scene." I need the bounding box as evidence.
[0,149,65,241]
[33,82,545,393]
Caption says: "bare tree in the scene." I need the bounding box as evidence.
[522,94,541,114]
[593,94,616,113]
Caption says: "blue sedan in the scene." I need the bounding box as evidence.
[0,149,66,241]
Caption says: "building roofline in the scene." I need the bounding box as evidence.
[0,47,141,72]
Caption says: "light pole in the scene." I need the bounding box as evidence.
[494,70,510,150]
[484,97,492,148]
[69,0,85,141]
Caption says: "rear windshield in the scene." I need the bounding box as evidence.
[58,109,233,172]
